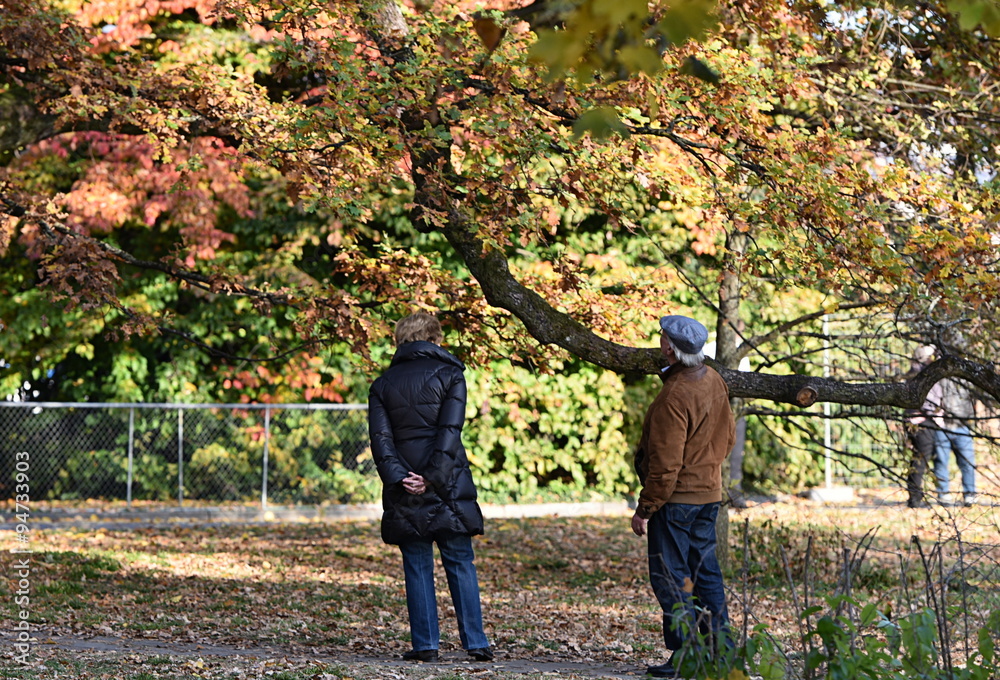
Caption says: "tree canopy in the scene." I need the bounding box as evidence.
[2,0,1000,410]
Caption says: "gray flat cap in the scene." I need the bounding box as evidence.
[659,315,708,354]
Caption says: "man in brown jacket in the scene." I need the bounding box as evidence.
[631,315,736,678]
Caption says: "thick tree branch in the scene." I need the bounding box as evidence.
[717,354,1000,408]
[360,0,1000,409]
[437,196,1000,407]
[441,207,663,374]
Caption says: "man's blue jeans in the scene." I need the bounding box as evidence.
[648,502,729,651]
[933,424,976,496]
[398,535,489,652]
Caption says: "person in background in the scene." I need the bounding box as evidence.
[902,345,943,508]
[933,375,978,506]
[368,312,493,663]
[631,315,736,679]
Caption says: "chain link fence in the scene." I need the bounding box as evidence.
[0,402,374,507]
[745,314,1000,495]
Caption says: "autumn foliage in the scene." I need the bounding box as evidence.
[1,0,999,413]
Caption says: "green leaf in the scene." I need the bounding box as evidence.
[978,626,995,664]
[592,0,649,24]
[860,602,879,626]
[572,107,631,141]
[947,0,1000,34]
[528,30,584,79]
[658,0,719,44]
[618,45,663,75]
[801,605,825,619]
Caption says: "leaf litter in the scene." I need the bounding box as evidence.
[0,494,997,678]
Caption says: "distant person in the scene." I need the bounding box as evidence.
[702,340,752,507]
[631,315,736,679]
[902,346,943,508]
[368,312,493,663]
[933,376,978,506]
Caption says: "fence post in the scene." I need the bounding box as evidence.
[127,406,135,508]
[178,407,184,506]
[261,406,270,511]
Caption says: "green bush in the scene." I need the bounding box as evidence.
[743,414,824,493]
[53,448,129,501]
[185,442,259,501]
[799,599,999,680]
[464,358,637,503]
[670,600,1000,680]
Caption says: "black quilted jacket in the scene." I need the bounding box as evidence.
[368,341,484,544]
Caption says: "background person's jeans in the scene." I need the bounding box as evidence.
[398,535,489,652]
[906,425,935,506]
[647,502,729,652]
[933,424,976,496]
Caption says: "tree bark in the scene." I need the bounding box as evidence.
[714,228,748,573]
[439,207,1000,406]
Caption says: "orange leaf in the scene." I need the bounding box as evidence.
[472,15,506,52]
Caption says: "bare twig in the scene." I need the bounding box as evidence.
[937,546,953,674]
[804,534,815,680]
[741,517,751,647]
[843,547,856,653]
[912,537,946,676]
[779,545,809,675]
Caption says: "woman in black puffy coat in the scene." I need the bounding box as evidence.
[368,312,493,663]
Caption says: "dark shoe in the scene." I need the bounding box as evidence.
[907,499,929,509]
[468,646,494,661]
[646,661,677,678]
[402,649,438,662]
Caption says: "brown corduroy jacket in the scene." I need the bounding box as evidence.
[634,363,736,519]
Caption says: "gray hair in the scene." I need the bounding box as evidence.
[666,337,704,367]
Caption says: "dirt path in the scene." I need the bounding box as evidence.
[28,634,643,678]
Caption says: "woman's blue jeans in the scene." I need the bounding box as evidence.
[398,535,489,652]
[648,502,730,652]
[933,424,976,495]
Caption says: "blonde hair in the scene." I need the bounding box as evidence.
[394,312,443,346]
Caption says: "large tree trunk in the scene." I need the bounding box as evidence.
[714,229,747,572]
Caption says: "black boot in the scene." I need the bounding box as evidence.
[468,646,494,661]
[646,660,677,678]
